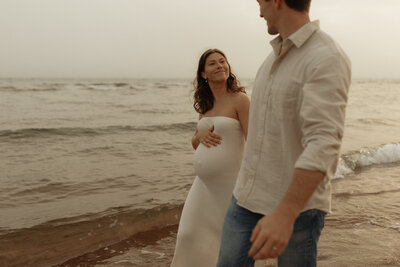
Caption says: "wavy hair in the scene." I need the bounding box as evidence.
[193,49,245,114]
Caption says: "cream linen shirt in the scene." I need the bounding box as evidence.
[233,21,351,215]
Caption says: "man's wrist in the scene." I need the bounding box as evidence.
[275,168,325,222]
[276,201,302,222]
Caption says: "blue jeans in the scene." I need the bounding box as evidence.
[217,196,325,267]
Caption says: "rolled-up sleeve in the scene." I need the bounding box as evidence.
[295,54,351,173]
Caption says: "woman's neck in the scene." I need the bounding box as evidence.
[209,81,228,101]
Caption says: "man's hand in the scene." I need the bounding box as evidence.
[248,168,325,260]
[248,207,296,259]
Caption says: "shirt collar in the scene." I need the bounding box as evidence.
[289,20,320,48]
[270,20,320,55]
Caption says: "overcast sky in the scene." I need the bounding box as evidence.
[1,0,399,79]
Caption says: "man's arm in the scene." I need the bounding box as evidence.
[248,168,324,259]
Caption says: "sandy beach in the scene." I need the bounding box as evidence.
[55,163,400,267]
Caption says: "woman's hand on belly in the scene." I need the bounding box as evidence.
[194,125,222,148]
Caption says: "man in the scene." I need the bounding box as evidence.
[217,0,351,266]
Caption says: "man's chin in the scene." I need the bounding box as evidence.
[267,28,279,35]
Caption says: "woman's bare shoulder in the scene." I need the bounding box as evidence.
[231,91,250,104]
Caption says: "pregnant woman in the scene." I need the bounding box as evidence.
[171,49,250,267]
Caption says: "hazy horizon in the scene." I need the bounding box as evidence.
[1,0,399,79]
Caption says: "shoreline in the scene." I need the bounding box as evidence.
[55,224,179,267]
[55,163,400,267]
[1,163,399,266]
[0,206,182,267]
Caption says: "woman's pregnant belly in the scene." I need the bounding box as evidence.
[194,142,242,180]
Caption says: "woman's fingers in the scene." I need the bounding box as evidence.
[200,136,211,147]
[209,135,221,145]
[208,130,222,145]
[208,126,221,144]
[200,134,221,147]
[201,137,219,146]
[210,132,222,141]
[198,126,222,147]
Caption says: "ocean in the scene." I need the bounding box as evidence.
[0,78,399,266]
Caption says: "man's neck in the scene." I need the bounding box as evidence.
[278,12,310,40]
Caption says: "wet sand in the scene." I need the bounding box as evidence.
[0,206,182,267]
[56,164,400,267]
[55,225,180,267]
[4,164,397,267]
[56,224,276,267]
[317,164,400,266]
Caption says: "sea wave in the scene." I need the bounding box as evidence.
[0,82,152,92]
[0,122,197,140]
[335,143,400,178]
[0,85,59,92]
[78,83,136,91]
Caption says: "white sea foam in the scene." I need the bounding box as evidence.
[335,143,400,179]
[358,144,400,166]
[334,161,353,179]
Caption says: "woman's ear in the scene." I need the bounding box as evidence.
[201,72,207,79]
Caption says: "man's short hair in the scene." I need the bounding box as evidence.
[284,0,311,12]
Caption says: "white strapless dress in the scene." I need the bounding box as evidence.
[171,116,245,267]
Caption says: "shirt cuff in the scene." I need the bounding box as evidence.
[294,135,341,174]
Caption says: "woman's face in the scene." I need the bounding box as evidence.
[202,52,230,83]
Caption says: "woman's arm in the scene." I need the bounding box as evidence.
[235,92,250,139]
[192,114,202,149]
[192,128,200,149]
